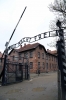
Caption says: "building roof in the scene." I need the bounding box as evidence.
[18,43,46,53]
[47,49,57,56]
[9,42,57,57]
[51,50,57,54]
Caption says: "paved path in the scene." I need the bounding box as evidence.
[0,72,58,100]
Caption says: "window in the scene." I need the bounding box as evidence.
[30,62,33,69]
[19,53,21,60]
[24,52,28,58]
[14,56,18,61]
[46,63,48,69]
[30,51,33,58]
[50,63,51,69]
[38,52,40,58]
[56,58,57,62]
[38,62,40,68]
[13,56,14,61]
[43,62,45,69]
[46,54,48,60]
[12,55,18,61]
[52,56,53,61]
[24,53,26,58]
[19,65,22,71]
[42,53,44,59]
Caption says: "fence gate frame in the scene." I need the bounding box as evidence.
[2,54,30,85]
[0,19,66,99]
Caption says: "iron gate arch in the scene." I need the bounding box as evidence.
[0,8,66,99]
[1,25,59,86]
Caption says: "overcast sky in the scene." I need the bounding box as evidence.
[0,0,57,53]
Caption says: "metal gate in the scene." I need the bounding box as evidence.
[1,56,29,85]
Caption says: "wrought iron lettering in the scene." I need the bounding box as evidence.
[44,32,48,38]
[26,37,29,42]
[8,30,59,50]
[49,32,50,37]
[34,36,37,41]
[29,38,31,42]
[20,39,23,44]
[38,34,41,40]
[56,30,58,36]
[23,38,25,42]
[18,41,21,46]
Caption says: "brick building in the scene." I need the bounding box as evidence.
[9,43,58,73]
[0,52,4,73]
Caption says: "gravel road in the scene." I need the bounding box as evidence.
[0,72,58,100]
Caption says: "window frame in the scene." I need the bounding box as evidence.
[30,51,33,58]
[42,53,44,59]
[38,62,40,68]
[38,52,40,58]
[46,63,48,69]
[14,56,18,61]
[24,52,28,58]
[42,62,45,69]
[30,62,33,69]
[46,54,48,60]
[19,53,22,60]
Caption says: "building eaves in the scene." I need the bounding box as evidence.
[18,43,40,53]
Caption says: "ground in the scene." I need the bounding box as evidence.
[0,72,58,100]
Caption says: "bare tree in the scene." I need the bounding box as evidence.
[49,0,66,27]
[47,36,59,48]
[48,0,66,48]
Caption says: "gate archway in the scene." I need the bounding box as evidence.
[0,7,66,99]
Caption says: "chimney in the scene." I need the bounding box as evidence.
[20,45,22,48]
[24,43,26,47]
[47,49,51,52]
